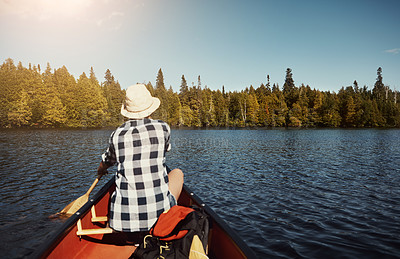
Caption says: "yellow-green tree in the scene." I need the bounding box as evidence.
[213,89,229,126]
[0,59,18,127]
[200,87,216,127]
[269,84,287,127]
[321,92,341,127]
[41,95,67,126]
[246,91,259,126]
[103,69,124,125]
[40,63,68,126]
[311,90,324,126]
[76,72,109,127]
[153,68,169,122]
[54,66,78,126]
[166,86,181,126]
[7,90,32,127]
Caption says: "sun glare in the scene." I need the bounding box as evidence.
[0,0,94,20]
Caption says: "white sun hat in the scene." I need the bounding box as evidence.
[120,83,160,119]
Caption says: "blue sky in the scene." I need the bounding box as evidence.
[1,0,399,93]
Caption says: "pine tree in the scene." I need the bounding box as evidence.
[213,90,228,126]
[228,92,242,126]
[256,95,269,126]
[41,95,67,126]
[200,87,216,127]
[54,66,77,126]
[344,96,357,127]
[184,83,201,127]
[282,68,298,108]
[246,92,259,126]
[153,68,168,121]
[7,90,32,127]
[295,84,310,126]
[311,90,323,126]
[373,67,385,100]
[167,86,181,126]
[179,75,189,105]
[238,91,247,126]
[156,68,166,90]
[269,84,287,127]
[90,67,99,86]
[178,75,191,126]
[0,59,17,127]
[76,72,109,127]
[40,63,68,126]
[102,69,123,125]
[320,92,341,127]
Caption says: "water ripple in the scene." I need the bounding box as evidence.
[168,129,400,258]
[1,128,400,258]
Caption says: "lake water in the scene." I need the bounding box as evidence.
[0,128,399,258]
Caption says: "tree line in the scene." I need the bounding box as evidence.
[1,58,399,128]
[1,58,124,128]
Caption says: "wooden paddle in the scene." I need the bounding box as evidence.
[56,176,102,217]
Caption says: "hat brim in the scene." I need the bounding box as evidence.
[120,97,160,119]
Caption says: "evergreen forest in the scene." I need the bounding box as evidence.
[1,58,399,128]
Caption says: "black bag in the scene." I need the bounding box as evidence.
[130,205,209,259]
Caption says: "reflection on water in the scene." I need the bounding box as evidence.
[1,128,400,258]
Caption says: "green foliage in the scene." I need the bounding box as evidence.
[102,69,124,126]
[7,90,32,126]
[0,59,120,128]
[1,60,399,128]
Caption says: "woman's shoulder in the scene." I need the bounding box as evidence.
[116,119,170,133]
[145,118,168,125]
[146,119,170,132]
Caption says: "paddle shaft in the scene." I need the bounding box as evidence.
[85,176,101,196]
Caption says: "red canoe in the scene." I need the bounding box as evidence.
[33,176,257,258]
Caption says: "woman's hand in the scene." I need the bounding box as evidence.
[97,161,109,177]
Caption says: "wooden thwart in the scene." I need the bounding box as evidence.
[76,205,112,236]
[91,206,108,223]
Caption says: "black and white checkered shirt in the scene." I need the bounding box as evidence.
[101,118,177,232]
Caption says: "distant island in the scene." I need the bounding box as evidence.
[1,58,399,128]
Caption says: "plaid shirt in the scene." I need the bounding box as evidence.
[101,119,176,232]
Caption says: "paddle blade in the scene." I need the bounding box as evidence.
[59,194,89,216]
[53,177,101,218]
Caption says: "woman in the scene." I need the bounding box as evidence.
[97,83,184,232]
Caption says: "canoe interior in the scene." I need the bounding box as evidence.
[34,177,256,259]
